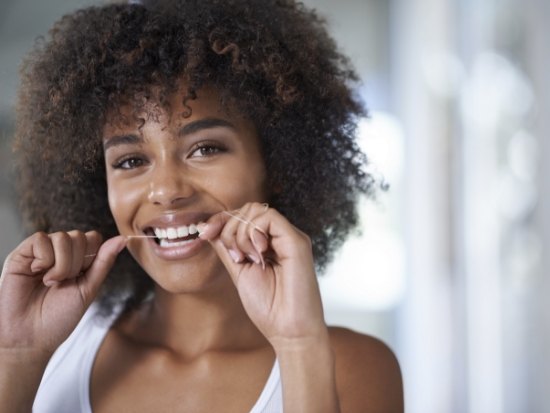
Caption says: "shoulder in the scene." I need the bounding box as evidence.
[328,326,404,413]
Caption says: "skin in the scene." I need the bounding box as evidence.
[0,86,403,413]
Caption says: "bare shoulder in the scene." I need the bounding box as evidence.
[328,326,404,413]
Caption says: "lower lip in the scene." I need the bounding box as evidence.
[148,236,206,260]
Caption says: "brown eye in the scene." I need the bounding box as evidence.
[113,156,147,170]
[190,142,226,158]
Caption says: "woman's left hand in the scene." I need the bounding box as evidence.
[198,202,327,349]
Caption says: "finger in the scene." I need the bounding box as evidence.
[197,212,227,240]
[198,211,244,262]
[196,211,253,282]
[198,204,270,265]
[28,232,55,274]
[198,204,267,241]
[82,231,103,271]
[66,230,87,279]
[42,232,74,285]
[250,226,269,255]
[78,235,127,305]
[219,209,246,263]
[248,203,270,255]
[2,232,55,277]
[238,206,311,261]
[208,236,250,284]
[235,207,266,266]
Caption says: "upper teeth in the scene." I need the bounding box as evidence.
[153,223,201,240]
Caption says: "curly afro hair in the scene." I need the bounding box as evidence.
[14,0,375,314]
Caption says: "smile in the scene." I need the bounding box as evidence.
[145,222,205,248]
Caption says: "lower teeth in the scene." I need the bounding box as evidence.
[159,238,197,248]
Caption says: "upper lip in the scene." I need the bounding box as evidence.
[140,211,215,232]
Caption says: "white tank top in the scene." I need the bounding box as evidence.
[33,304,283,413]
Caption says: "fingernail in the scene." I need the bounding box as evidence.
[250,231,265,256]
[228,249,242,263]
[30,260,46,273]
[197,223,208,237]
[43,279,61,288]
[247,254,261,265]
[116,240,127,254]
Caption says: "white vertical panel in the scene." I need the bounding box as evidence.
[460,52,504,413]
[391,0,455,411]
[526,0,550,411]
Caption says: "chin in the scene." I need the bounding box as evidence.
[145,256,231,295]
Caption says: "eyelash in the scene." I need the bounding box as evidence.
[112,156,147,170]
[191,142,226,157]
[111,142,226,170]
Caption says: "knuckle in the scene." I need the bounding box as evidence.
[30,231,50,246]
[27,231,52,254]
[33,231,49,240]
[85,231,103,250]
[251,201,267,212]
[68,229,85,240]
[86,230,102,242]
[69,231,87,247]
[49,231,71,244]
[235,203,251,216]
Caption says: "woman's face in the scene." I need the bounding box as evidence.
[103,87,267,292]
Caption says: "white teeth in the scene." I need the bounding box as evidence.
[152,223,204,241]
[154,228,168,239]
[177,226,189,238]
[159,238,194,248]
[167,228,178,240]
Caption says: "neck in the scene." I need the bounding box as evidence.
[123,277,269,360]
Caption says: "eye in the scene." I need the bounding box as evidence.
[190,142,226,158]
[112,156,148,170]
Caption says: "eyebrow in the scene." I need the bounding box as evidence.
[103,117,236,151]
[178,118,236,136]
[103,134,143,151]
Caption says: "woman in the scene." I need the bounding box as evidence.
[0,0,403,412]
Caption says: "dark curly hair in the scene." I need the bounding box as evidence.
[14,0,375,314]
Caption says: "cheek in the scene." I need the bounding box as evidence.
[107,183,123,226]
[107,178,141,228]
[245,155,268,199]
[213,158,267,206]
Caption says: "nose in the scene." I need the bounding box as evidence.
[147,162,195,206]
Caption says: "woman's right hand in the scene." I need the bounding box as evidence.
[0,231,126,356]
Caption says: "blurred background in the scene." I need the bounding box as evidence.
[1,0,548,412]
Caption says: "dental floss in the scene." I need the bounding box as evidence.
[221,209,268,269]
[221,209,268,237]
[83,235,156,258]
[84,207,269,267]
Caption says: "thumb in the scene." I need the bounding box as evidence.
[197,217,247,284]
[204,235,244,285]
[79,235,127,305]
